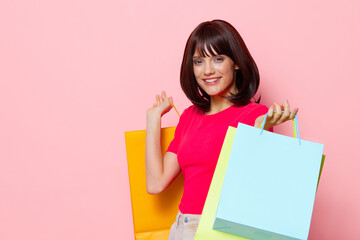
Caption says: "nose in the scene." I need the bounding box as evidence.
[204,62,215,76]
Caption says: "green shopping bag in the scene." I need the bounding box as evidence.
[194,127,248,240]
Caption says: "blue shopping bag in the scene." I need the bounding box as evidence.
[213,115,324,240]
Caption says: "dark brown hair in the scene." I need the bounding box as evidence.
[180,19,260,112]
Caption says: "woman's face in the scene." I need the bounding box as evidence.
[192,48,238,98]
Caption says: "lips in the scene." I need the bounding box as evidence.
[203,77,221,85]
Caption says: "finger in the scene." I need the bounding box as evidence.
[268,105,274,118]
[168,96,174,105]
[284,99,290,115]
[156,94,160,105]
[161,91,166,102]
[289,107,299,119]
[273,102,282,122]
[162,91,171,105]
[280,99,290,121]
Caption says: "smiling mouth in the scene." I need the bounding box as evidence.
[203,77,221,84]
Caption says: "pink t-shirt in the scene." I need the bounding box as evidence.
[167,103,269,214]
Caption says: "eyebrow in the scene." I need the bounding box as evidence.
[192,56,201,59]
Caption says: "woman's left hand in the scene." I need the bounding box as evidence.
[254,99,299,130]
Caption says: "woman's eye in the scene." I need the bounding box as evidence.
[214,56,224,62]
[193,59,202,65]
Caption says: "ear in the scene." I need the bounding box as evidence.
[234,65,239,70]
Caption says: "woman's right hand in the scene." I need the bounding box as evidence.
[146,90,173,118]
[145,90,180,194]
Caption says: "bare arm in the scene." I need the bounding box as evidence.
[145,91,181,194]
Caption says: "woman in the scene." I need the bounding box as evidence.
[145,19,298,240]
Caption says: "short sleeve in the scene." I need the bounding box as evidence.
[167,108,188,154]
[242,104,274,132]
[245,104,269,127]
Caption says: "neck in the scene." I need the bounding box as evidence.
[206,96,233,115]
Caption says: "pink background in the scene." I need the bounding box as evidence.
[1,0,359,239]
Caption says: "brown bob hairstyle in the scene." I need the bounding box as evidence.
[180,19,260,112]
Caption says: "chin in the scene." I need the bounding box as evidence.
[204,89,227,97]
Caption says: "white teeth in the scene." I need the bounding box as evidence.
[205,78,219,83]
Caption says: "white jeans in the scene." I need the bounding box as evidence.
[168,211,201,240]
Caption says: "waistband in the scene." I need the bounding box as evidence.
[175,210,201,226]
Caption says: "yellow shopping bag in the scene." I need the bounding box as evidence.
[125,127,184,240]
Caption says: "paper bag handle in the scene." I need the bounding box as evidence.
[259,111,301,145]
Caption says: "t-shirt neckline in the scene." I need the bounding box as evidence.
[202,104,236,117]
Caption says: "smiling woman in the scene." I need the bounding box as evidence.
[145,19,298,240]
[180,20,260,113]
